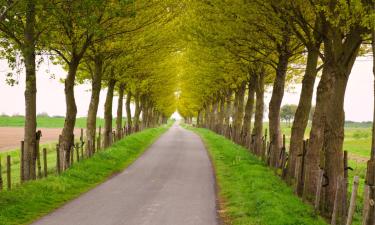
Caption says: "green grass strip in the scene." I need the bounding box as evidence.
[0,125,170,225]
[189,127,328,225]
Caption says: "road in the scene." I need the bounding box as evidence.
[32,123,219,225]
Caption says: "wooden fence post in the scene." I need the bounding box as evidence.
[0,156,3,191]
[363,184,370,224]
[36,135,42,179]
[314,169,324,211]
[43,148,47,177]
[75,143,80,162]
[56,144,61,175]
[331,176,345,225]
[295,140,307,196]
[346,176,359,225]
[98,126,101,151]
[70,146,74,166]
[20,140,24,183]
[343,151,349,218]
[6,155,11,190]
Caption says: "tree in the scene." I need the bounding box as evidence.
[280,104,297,126]
[0,0,48,181]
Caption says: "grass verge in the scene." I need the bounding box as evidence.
[0,125,169,225]
[188,126,327,225]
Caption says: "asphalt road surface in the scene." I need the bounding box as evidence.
[32,123,219,225]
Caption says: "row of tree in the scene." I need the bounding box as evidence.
[177,0,374,224]
[0,1,178,181]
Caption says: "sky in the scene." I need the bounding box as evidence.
[0,56,373,122]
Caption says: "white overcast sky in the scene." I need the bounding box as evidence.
[0,56,373,122]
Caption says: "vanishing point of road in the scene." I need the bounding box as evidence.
[32,123,219,225]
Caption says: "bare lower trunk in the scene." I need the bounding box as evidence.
[211,102,218,131]
[242,77,255,148]
[269,51,289,168]
[322,41,360,222]
[322,74,347,221]
[23,0,37,180]
[287,48,319,182]
[126,92,132,134]
[303,64,334,200]
[233,83,246,143]
[86,56,103,155]
[252,72,265,156]
[197,110,202,127]
[217,97,225,135]
[116,83,125,140]
[60,58,80,170]
[365,28,375,225]
[134,94,141,132]
[204,104,209,128]
[103,79,116,148]
[224,91,232,138]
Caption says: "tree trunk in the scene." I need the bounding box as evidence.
[322,73,347,221]
[242,77,255,148]
[197,110,202,127]
[224,91,233,138]
[217,97,225,135]
[22,0,37,181]
[233,82,246,144]
[322,40,360,222]
[134,94,141,132]
[116,83,125,140]
[303,64,334,200]
[126,92,132,134]
[269,50,289,168]
[252,71,265,156]
[204,104,209,128]
[86,56,103,156]
[103,78,116,148]
[365,28,375,225]
[211,101,218,131]
[59,58,80,170]
[287,48,319,182]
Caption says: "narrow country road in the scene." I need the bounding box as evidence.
[32,123,219,225]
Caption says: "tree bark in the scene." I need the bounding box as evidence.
[22,0,37,181]
[116,83,125,140]
[126,92,132,134]
[133,94,141,132]
[269,47,289,168]
[103,78,116,148]
[211,101,218,131]
[217,97,225,135]
[233,82,246,144]
[252,71,265,156]
[322,36,361,222]
[287,48,319,182]
[86,56,103,156]
[365,27,375,225]
[303,64,334,200]
[224,90,233,138]
[242,77,255,148]
[59,58,80,170]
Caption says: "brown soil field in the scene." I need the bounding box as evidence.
[0,127,81,152]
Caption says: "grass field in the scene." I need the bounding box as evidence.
[189,126,327,225]
[0,115,123,128]
[0,124,169,225]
